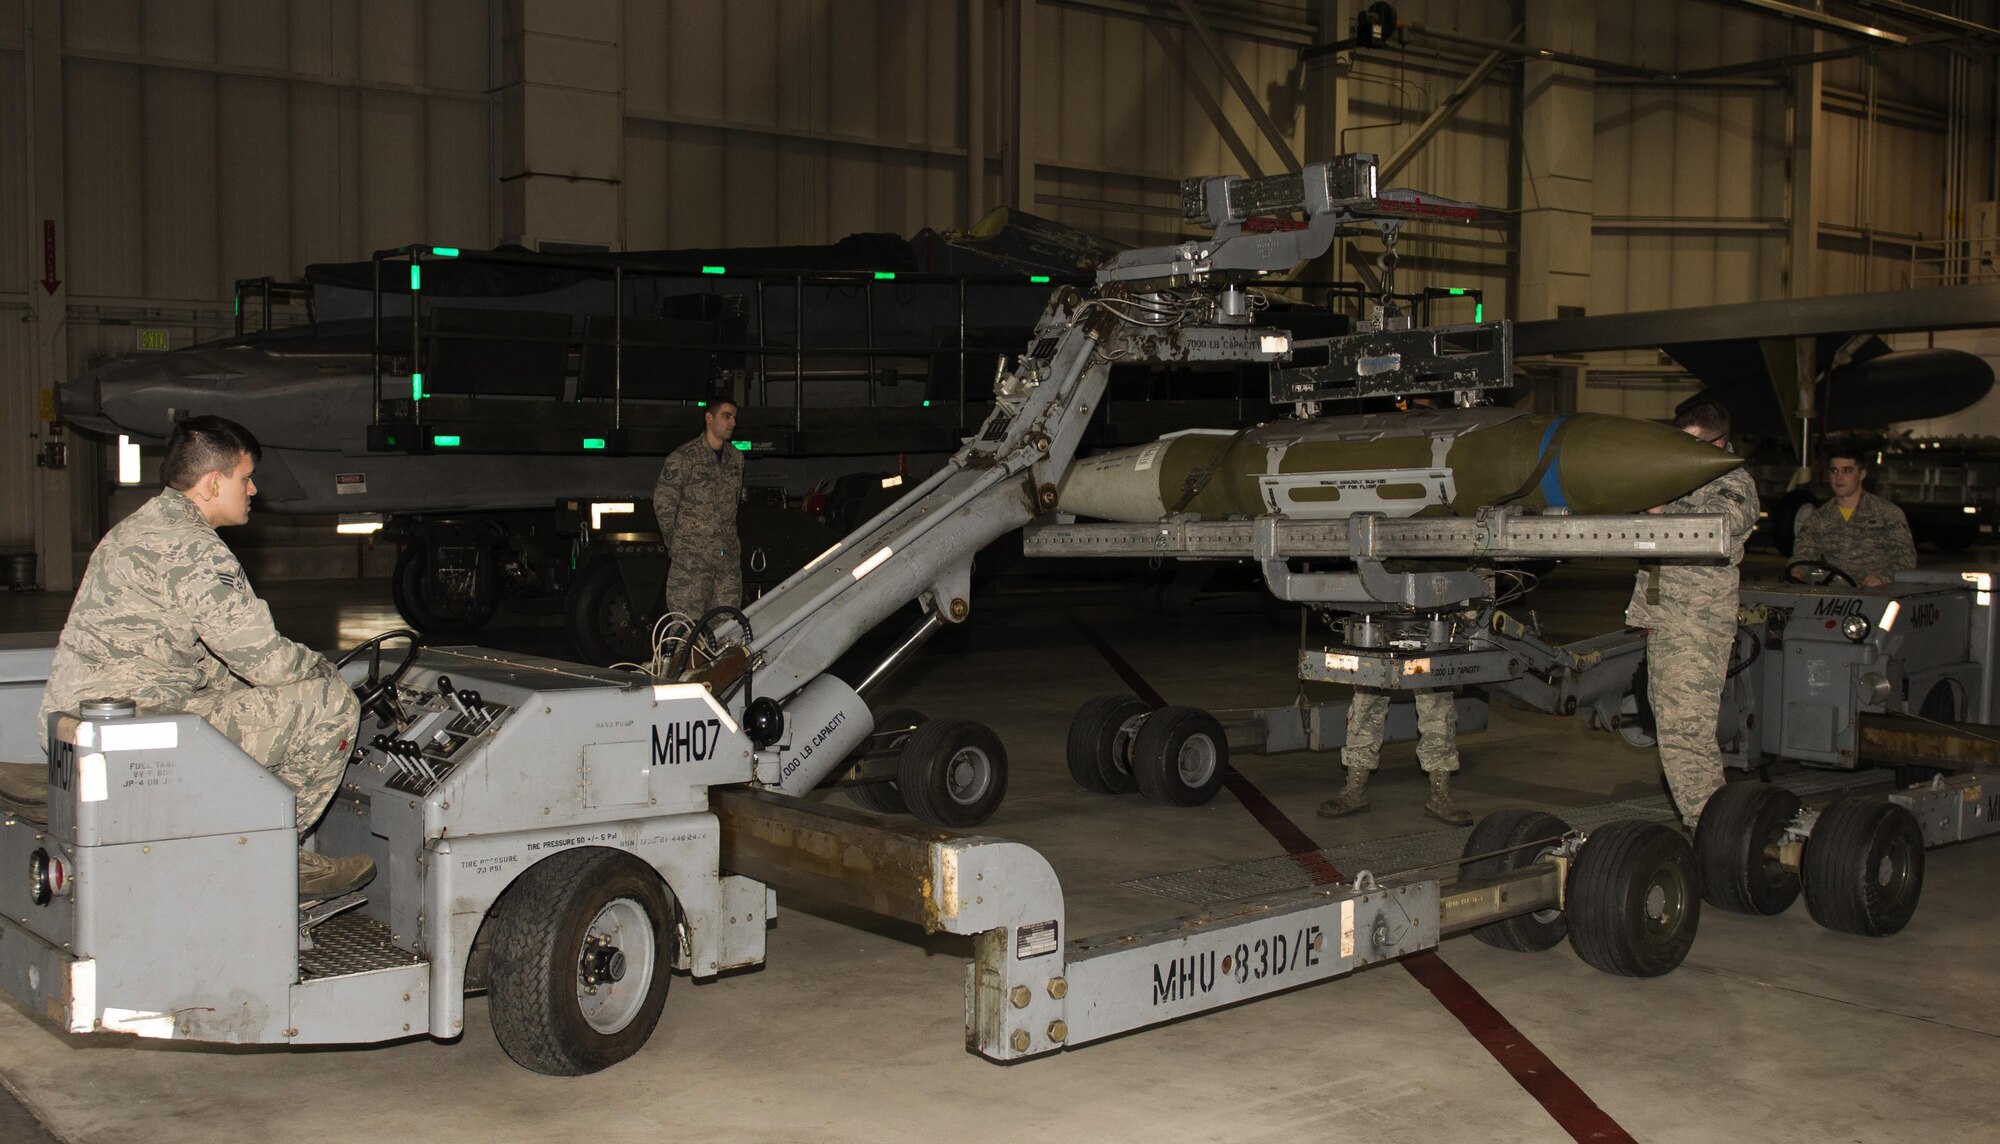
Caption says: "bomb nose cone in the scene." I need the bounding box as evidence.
[1548,413,1743,513]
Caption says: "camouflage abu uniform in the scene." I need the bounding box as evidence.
[38,488,358,834]
[1344,689,1457,774]
[653,433,744,619]
[1792,490,1916,584]
[1627,465,1760,826]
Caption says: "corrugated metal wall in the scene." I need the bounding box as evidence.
[0,0,499,568]
[4,0,1999,574]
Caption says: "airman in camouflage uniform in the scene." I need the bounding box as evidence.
[653,399,744,620]
[1791,448,1916,587]
[1628,402,1760,828]
[1319,687,1470,826]
[38,417,370,898]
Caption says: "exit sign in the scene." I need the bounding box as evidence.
[136,328,171,351]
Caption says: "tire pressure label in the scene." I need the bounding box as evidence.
[651,718,721,765]
[1150,925,1323,1005]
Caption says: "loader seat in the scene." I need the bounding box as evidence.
[0,760,48,825]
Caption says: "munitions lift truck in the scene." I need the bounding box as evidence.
[0,154,1908,1075]
[1030,410,2000,944]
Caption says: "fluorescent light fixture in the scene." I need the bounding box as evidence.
[880,474,904,489]
[851,546,893,580]
[1880,600,1901,632]
[116,435,142,485]
[590,501,636,530]
[336,513,385,535]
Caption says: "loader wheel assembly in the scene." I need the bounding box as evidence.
[1131,705,1228,806]
[488,847,674,1076]
[1803,797,1925,936]
[899,717,1008,827]
[846,706,926,815]
[1459,809,1573,953]
[1565,819,1699,977]
[1694,781,1801,915]
[1066,694,1148,794]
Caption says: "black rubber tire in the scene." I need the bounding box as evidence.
[1695,781,1803,915]
[565,556,656,667]
[392,544,500,637]
[1802,797,1926,936]
[1566,819,1700,977]
[846,706,924,814]
[487,848,675,1075]
[1066,694,1148,795]
[1131,705,1228,807]
[1459,810,1573,953]
[899,718,1008,827]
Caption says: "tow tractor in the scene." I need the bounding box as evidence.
[0,155,1814,1075]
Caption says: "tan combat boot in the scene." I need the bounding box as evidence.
[1317,767,1371,818]
[1424,769,1473,826]
[299,849,377,901]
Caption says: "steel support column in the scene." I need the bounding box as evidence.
[1516,0,1594,323]
[26,0,72,590]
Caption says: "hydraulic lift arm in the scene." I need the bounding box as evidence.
[730,153,1496,795]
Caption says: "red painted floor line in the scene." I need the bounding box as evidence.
[1072,616,1634,1144]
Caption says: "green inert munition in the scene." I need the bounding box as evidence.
[1055,408,1744,522]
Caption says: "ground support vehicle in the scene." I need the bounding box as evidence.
[0,636,1712,1073]
[0,155,1745,1074]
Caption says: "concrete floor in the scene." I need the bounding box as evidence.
[2,555,1998,1143]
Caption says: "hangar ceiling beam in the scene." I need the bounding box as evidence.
[1142,19,1266,177]
[1165,0,1301,172]
[1704,0,1909,45]
[1380,26,1521,184]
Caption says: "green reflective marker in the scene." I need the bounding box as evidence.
[582,437,607,450]
[433,434,461,447]
[922,400,931,407]
[430,246,460,258]
[1030,275,1051,284]
[873,271,896,281]
[1475,303,1484,323]
[701,265,726,275]
[732,440,752,452]
[409,264,421,291]
[412,373,425,400]
[386,435,397,447]
[1448,287,1467,295]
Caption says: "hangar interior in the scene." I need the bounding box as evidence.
[4,2,2000,1142]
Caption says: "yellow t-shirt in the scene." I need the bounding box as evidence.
[1840,506,1856,521]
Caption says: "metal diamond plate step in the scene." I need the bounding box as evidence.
[299,912,422,980]
[1121,770,1890,907]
